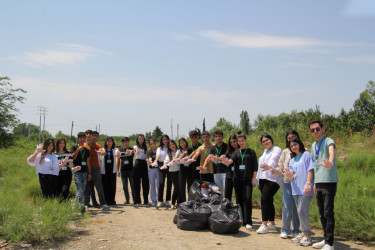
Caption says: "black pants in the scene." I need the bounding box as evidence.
[259,179,280,222]
[225,173,234,201]
[170,171,180,205]
[179,165,195,202]
[316,183,337,246]
[121,170,135,203]
[234,178,253,225]
[133,159,149,204]
[190,161,200,182]
[38,173,58,199]
[158,163,172,202]
[102,172,117,205]
[200,173,214,183]
[57,168,72,199]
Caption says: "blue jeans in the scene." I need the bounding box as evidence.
[73,171,88,205]
[214,173,226,199]
[121,170,135,203]
[281,181,300,235]
[148,168,159,204]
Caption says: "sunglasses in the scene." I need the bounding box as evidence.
[310,127,321,133]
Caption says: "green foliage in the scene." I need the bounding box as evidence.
[240,110,251,135]
[210,117,240,137]
[203,118,206,132]
[0,76,27,148]
[151,126,163,141]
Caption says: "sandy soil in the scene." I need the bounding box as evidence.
[49,180,372,250]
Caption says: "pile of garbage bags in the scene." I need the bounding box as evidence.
[173,180,243,234]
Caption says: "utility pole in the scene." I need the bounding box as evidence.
[42,108,47,141]
[177,124,179,138]
[99,124,101,134]
[37,106,47,143]
[71,121,74,145]
[171,119,173,139]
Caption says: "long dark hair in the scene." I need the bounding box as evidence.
[40,138,55,164]
[136,134,147,151]
[149,139,157,152]
[55,138,68,153]
[104,136,115,150]
[285,130,300,148]
[168,140,177,159]
[178,137,188,150]
[260,134,274,145]
[289,137,306,158]
[159,134,170,149]
[226,134,238,157]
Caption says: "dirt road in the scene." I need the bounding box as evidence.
[54,180,371,250]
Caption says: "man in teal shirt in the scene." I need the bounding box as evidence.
[309,120,338,250]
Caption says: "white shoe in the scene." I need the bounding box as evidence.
[156,202,162,208]
[267,222,276,230]
[322,244,334,250]
[312,240,326,249]
[280,232,288,239]
[299,235,312,246]
[291,233,303,243]
[245,224,253,229]
[256,224,269,234]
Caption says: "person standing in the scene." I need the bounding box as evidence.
[177,137,192,203]
[223,134,239,201]
[309,120,338,250]
[101,136,118,205]
[133,134,149,206]
[27,138,69,199]
[191,131,214,182]
[154,134,171,208]
[71,132,91,209]
[55,138,74,200]
[83,130,110,211]
[147,139,159,207]
[117,137,135,204]
[256,134,282,234]
[188,130,201,182]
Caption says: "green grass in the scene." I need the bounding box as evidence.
[0,139,84,243]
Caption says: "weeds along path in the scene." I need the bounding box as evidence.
[54,180,371,250]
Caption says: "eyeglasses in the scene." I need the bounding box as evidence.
[310,127,321,133]
[262,138,270,144]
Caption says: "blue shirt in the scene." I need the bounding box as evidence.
[289,151,315,197]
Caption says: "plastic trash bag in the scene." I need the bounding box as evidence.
[208,199,243,234]
[176,200,212,230]
[188,180,221,201]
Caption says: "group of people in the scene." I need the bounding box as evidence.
[27,120,338,250]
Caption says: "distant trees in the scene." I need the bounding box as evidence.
[240,111,250,134]
[209,117,240,137]
[151,126,163,141]
[203,118,206,132]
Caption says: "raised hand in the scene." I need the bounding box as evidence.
[61,156,69,166]
[320,159,333,168]
[284,168,294,178]
[36,144,45,153]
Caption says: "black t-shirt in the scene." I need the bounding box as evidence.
[209,142,228,173]
[225,150,235,178]
[71,145,90,172]
[188,142,201,169]
[147,150,156,168]
[119,147,134,171]
[230,148,258,181]
[104,149,114,174]
[56,151,73,172]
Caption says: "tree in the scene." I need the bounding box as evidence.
[240,110,251,134]
[210,117,240,136]
[203,118,206,132]
[0,77,27,148]
[152,126,163,141]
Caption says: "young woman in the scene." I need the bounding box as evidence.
[221,133,258,229]
[55,138,74,200]
[27,138,69,199]
[154,134,171,208]
[277,130,301,239]
[101,136,118,205]
[147,139,159,206]
[223,134,239,201]
[284,137,314,246]
[163,140,182,209]
[133,134,149,206]
[177,137,192,203]
[117,137,135,204]
[256,134,282,234]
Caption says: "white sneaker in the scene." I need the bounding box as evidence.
[312,240,326,249]
[256,224,269,234]
[299,235,312,246]
[322,244,334,250]
[280,232,288,239]
[291,233,303,243]
[267,222,276,230]
[156,202,162,208]
[245,224,253,229]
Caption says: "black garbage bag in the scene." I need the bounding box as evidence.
[208,199,243,234]
[188,180,221,201]
[176,200,212,230]
[173,214,178,224]
[200,195,222,212]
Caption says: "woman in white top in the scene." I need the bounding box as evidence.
[133,134,149,206]
[101,136,119,205]
[256,134,282,234]
[154,134,172,208]
[163,140,181,209]
[27,138,69,199]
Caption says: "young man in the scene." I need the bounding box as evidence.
[201,130,228,198]
[190,131,214,182]
[71,132,91,211]
[84,129,110,211]
[188,130,201,182]
[117,137,135,204]
[309,120,338,250]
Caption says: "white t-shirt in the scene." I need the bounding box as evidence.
[133,146,147,160]
[257,146,282,186]
[27,153,60,176]
[156,147,168,162]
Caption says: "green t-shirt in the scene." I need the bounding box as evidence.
[311,137,338,183]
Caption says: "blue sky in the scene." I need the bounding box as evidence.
[1,0,375,137]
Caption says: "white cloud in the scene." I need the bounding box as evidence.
[170,32,194,41]
[8,44,111,66]
[199,31,352,49]
[336,55,375,63]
